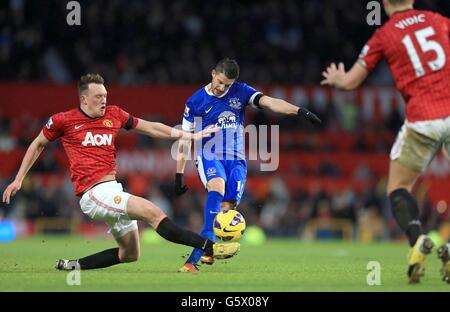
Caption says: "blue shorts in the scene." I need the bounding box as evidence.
[196,157,247,204]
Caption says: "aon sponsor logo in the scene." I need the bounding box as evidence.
[82,132,113,146]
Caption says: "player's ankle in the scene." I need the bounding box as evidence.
[203,239,214,257]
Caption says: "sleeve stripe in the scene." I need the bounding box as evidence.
[357,59,368,69]
[249,92,263,109]
[42,128,54,141]
[182,118,195,132]
[124,114,134,130]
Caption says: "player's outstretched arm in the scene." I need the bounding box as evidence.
[174,138,190,196]
[132,118,218,141]
[320,61,368,90]
[258,96,322,125]
[2,131,49,204]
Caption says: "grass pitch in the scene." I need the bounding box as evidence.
[0,236,448,292]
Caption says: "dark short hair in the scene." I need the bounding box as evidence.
[215,58,240,79]
[388,0,410,5]
[78,73,105,95]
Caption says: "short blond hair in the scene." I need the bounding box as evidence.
[389,0,412,5]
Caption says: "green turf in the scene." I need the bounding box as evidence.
[0,236,448,291]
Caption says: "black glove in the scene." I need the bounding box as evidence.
[298,107,322,125]
[174,173,189,196]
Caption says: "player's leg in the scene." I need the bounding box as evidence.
[387,159,422,247]
[388,124,440,283]
[56,181,140,271]
[127,195,210,254]
[75,227,140,269]
[221,201,236,211]
[215,160,247,215]
[56,228,140,270]
[437,142,450,283]
[116,228,140,263]
[437,241,450,283]
[57,181,238,271]
[198,160,247,265]
[192,201,238,267]
[387,160,434,283]
[183,177,226,270]
[127,194,239,263]
[181,158,228,271]
[222,160,246,208]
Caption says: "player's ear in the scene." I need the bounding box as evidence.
[382,0,391,15]
[79,94,87,105]
[211,69,216,79]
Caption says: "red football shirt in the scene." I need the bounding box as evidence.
[359,9,450,122]
[42,105,138,196]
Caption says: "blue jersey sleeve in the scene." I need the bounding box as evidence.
[239,82,263,109]
[182,97,196,132]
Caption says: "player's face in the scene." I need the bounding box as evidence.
[82,84,107,117]
[382,0,394,16]
[211,70,235,96]
[383,0,414,16]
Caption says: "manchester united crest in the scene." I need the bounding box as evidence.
[103,119,113,127]
[114,195,121,204]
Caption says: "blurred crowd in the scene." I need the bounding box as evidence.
[0,106,448,241]
[1,0,450,241]
[1,0,449,84]
[0,165,445,241]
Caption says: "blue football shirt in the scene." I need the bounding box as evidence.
[182,82,262,160]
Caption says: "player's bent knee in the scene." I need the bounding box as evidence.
[221,201,236,211]
[387,161,419,195]
[386,183,413,196]
[144,201,166,227]
[127,196,166,227]
[207,178,225,194]
[118,243,140,263]
[120,251,140,263]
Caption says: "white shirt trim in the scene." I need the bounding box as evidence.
[249,91,263,109]
[196,156,208,187]
[357,59,368,69]
[182,118,194,132]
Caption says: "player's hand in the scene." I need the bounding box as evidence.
[320,62,345,86]
[2,180,22,204]
[298,107,322,125]
[174,173,188,196]
[192,126,219,141]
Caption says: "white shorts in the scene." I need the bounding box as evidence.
[390,116,450,172]
[79,181,138,238]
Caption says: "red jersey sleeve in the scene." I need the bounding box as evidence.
[447,16,450,35]
[111,105,138,130]
[358,29,384,72]
[42,113,64,141]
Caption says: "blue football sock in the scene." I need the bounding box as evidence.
[186,190,223,264]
